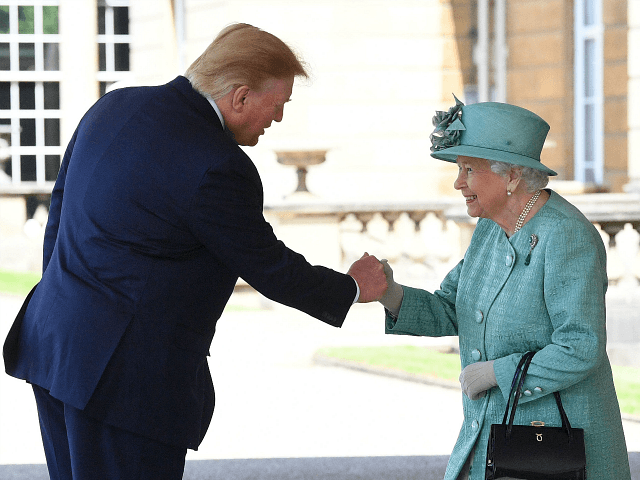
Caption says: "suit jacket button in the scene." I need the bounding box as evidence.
[471,349,482,361]
[475,310,484,323]
[523,389,532,396]
[534,387,543,394]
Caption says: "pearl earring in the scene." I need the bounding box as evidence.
[507,190,512,196]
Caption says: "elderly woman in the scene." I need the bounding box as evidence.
[378,99,631,479]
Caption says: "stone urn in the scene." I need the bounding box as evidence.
[275,150,327,197]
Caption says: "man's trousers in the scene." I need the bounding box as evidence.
[32,385,187,480]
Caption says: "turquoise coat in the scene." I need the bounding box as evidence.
[386,191,630,479]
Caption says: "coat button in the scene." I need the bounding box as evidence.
[475,310,484,323]
[472,420,479,430]
[505,255,513,266]
[523,389,532,396]
[534,387,543,394]
[471,349,482,361]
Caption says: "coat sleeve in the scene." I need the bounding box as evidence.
[385,259,461,337]
[42,128,78,273]
[187,151,356,326]
[493,217,608,403]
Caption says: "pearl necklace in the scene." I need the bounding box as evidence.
[513,190,541,234]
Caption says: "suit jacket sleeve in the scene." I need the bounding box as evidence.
[188,147,356,327]
[42,128,78,273]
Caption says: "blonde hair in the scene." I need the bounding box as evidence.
[185,23,309,100]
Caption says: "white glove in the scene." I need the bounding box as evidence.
[459,360,497,400]
[378,259,403,315]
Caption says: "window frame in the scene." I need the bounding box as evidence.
[97,0,131,95]
[574,0,604,185]
[0,0,62,189]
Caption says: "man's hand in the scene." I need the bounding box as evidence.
[347,253,388,303]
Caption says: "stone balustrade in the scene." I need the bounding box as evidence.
[264,192,640,291]
[0,191,639,289]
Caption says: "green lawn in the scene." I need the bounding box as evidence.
[317,345,640,417]
[0,269,257,313]
[0,269,40,296]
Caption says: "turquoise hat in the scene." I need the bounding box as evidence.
[429,96,557,176]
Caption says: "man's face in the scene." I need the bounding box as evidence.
[230,76,294,146]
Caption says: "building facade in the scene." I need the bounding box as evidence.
[0,0,638,265]
[1,1,638,200]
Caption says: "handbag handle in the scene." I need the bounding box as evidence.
[502,352,574,442]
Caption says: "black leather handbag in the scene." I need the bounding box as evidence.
[485,351,587,480]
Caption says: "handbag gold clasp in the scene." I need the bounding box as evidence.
[530,421,545,427]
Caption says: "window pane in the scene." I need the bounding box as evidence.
[45,154,60,181]
[2,155,11,178]
[19,43,35,71]
[44,43,59,71]
[20,118,35,146]
[584,39,595,97]
[0,43,9,70]
[98,43,106,71]
[584,103,595,164]
[0,6,9,34]
[43,6,58,34]
[0,82,9,109]
[44,82,59,109]
[584,168,595,184]
[98,6,105,35]
[584,0,595,26]
[20,154,36,181]
[45,118,59,146]
[18,6,34,34]
[19,82,35,109]
[114,7,129,34]
[114,43,129,71]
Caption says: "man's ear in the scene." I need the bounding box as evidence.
[231,85,250,112]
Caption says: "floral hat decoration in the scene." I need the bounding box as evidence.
[429,94,557,176]
[430,94,466,153]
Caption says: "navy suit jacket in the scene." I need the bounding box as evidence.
[4,76,356,449]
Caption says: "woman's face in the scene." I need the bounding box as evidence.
[454,156,509,220]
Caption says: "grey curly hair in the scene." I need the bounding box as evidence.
[488,160,550,193]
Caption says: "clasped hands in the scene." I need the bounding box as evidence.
[347,253,403,309]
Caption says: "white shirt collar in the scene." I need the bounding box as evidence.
[204,96,225,129]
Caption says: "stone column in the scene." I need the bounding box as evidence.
[128,1,178,84]
[59,0,99,145]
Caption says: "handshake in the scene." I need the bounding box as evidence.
[346,253,404,313]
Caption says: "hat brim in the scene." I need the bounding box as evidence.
[431,145,557,176]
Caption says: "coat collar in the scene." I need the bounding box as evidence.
[167,76,224,132]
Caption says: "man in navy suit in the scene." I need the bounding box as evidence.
[3,23,387,479]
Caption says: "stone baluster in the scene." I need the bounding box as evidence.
[597,221,640,287]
